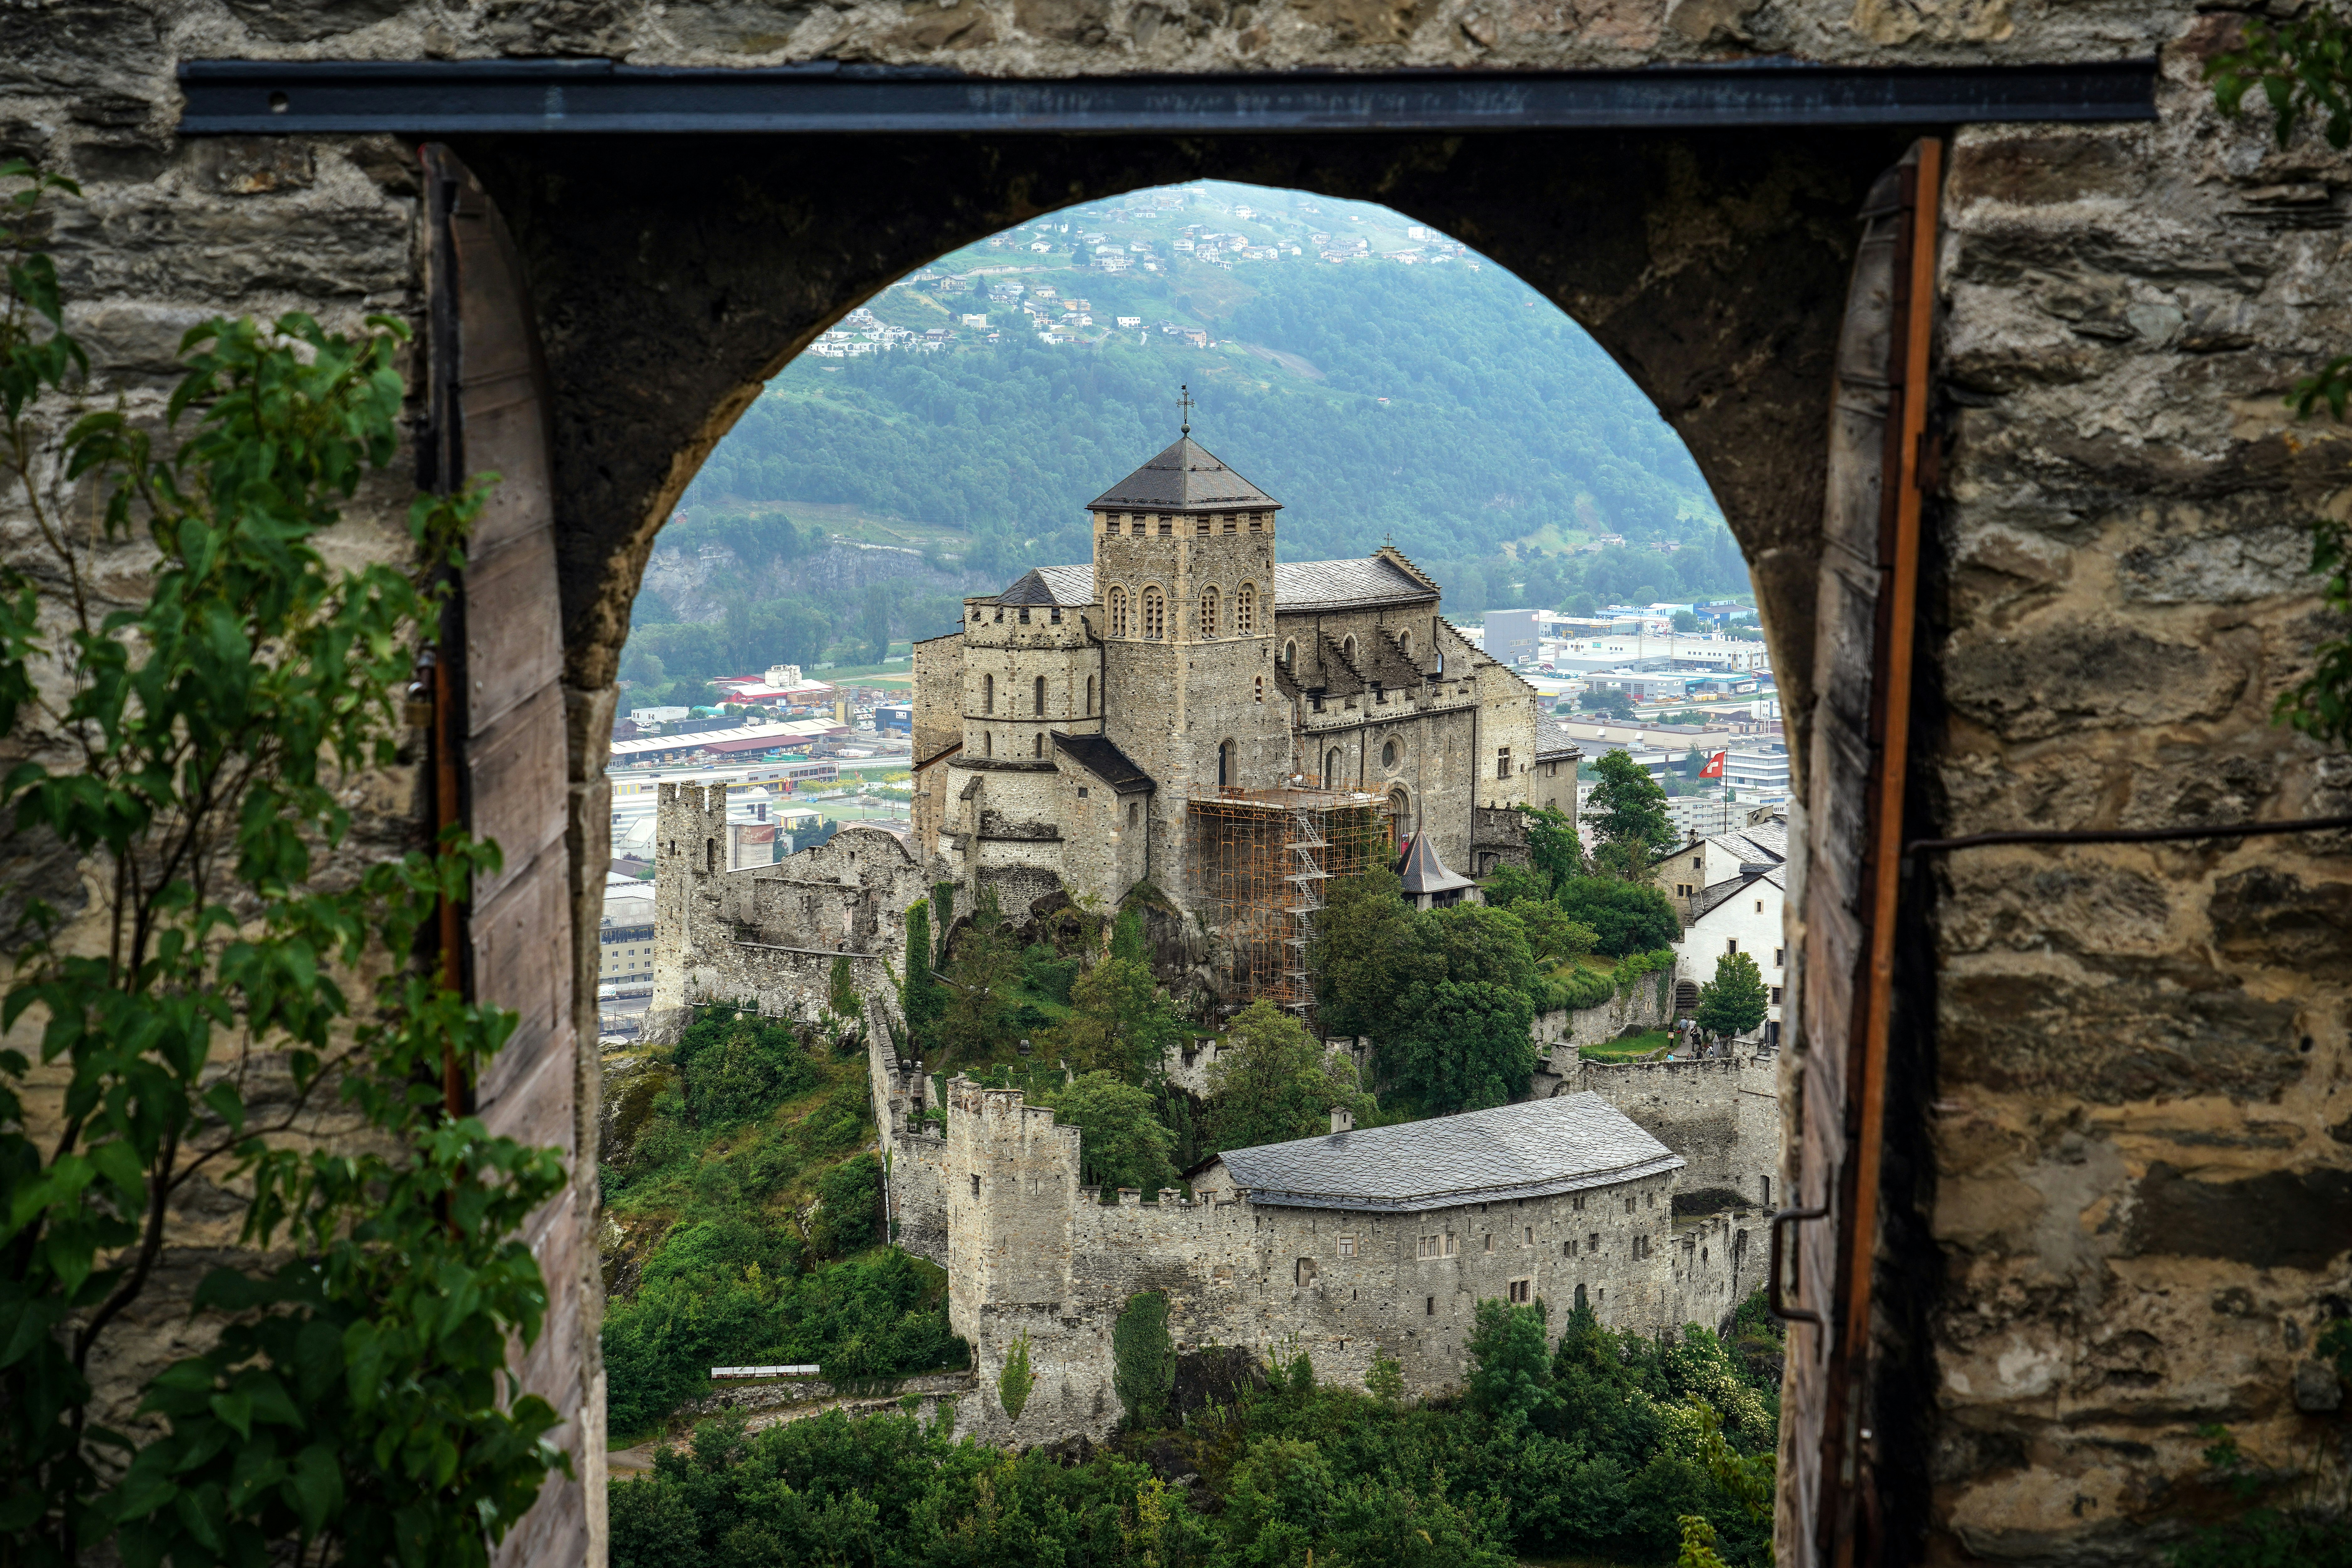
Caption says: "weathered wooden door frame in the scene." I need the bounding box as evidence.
[420,145,608,1568]
[1775,136,1941,1568]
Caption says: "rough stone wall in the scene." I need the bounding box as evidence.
[943,1076,1740,1448]
[19,5,2345,1561]
[890,1126,952,1264]
[958,599,1102,762]
[652,786,927,1034]
[1284,606,1497,869]
[1880,64,2352,1557]
[1531,969,1677,1057]
[1574,1054,1781,1209]
[1049,746,1152,908]
[910,630,963,852]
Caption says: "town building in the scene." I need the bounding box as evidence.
[1655,816,1789,1046]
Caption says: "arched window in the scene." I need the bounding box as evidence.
[1086,674,1096,714]
[1282,639,1296,673]
[1218,738,1236,788]
[1109,586,1129,638]
[1342,635,1357,667]
[1325,747,1342,784]
[1200,586,1220,638]
[1033,674,1046,716]
[1236,583,1255,633]
[1387,786,1411,849]
[1399,629,1413,659]
[1142,586,1165,641]
[983,730,993,757]
[1254,675,1264,703]
[982,673,994,715]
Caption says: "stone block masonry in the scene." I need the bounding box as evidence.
[1572,1054,1780,1210]
[911,1075,1747,1450]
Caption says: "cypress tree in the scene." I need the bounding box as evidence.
[902,898,946,1051]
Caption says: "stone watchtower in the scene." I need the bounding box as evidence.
[1092,422,1289,875]
[649,781,727,1028]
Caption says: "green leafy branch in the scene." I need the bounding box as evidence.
[0,159,566,1568]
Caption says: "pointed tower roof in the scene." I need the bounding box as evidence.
[1397,833,1476,897]
[1088,436,1281,512]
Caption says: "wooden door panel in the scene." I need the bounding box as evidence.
[1778,141,1939,1568]
[426,146,598,1568]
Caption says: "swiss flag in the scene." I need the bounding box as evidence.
[1698,751,1726,779]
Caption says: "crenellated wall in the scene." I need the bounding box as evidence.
[934,1074,1751,1450]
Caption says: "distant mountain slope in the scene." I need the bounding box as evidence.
[680,182,1728,585]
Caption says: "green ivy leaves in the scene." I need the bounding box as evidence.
[0,163,565,1568]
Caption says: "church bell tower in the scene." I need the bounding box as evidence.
[1090,391,1288,827]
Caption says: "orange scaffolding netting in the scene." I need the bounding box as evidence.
[1188,781,1386,1018]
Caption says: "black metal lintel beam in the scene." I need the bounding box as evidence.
[176,57,2157,136]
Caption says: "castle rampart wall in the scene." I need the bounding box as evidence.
[940,1076,1747,1450]
[1569,1054,1780,1208]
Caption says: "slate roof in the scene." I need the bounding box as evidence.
[989,563,1097,607]
[1054,733,1155,793]
[1206,1092,1683,1212]
[1089,437,1281,511]
[1535,717,1583,764]
[1690,864,1785,922]
[1272,556,1440,613]
[1397,832,1475,896]
[982,556,1442,617]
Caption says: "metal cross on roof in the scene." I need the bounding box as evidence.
[1178,384,1194,435]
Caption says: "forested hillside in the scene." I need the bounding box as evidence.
[632,182,1748,695]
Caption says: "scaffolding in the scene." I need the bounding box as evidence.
[1189,781,1386,1016]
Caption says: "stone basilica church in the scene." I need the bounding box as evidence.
[910,430,1575,943]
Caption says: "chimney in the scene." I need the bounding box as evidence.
[1329,1104,1353,1135]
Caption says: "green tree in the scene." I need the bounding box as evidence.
[1467,1298,1557,1427]
[1582,750,1677,877]
[998,1333,1036,1424]
[1482,860,1552,908]
[1365,1352,1405,1404]
[901,898,946,1052]
[1554,874,1683,957]
[1305,866,1416,1041]
[1053,949,1184,1079]
[1383,905,1543,1114]
[1695,950,1768,1042]
[1032,1070,1178,1196]
[1579,688,1636,719]
[0,164,567,1567]
[1501,898,1600,968]
[1523,802,1587,891]
[816,1153,883,1255]
[938,887,1021,1069]
[1202,999,1372,1153]
[1112,1291,1177,1429]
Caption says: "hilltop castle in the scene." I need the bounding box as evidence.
[908,432,1578,999]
